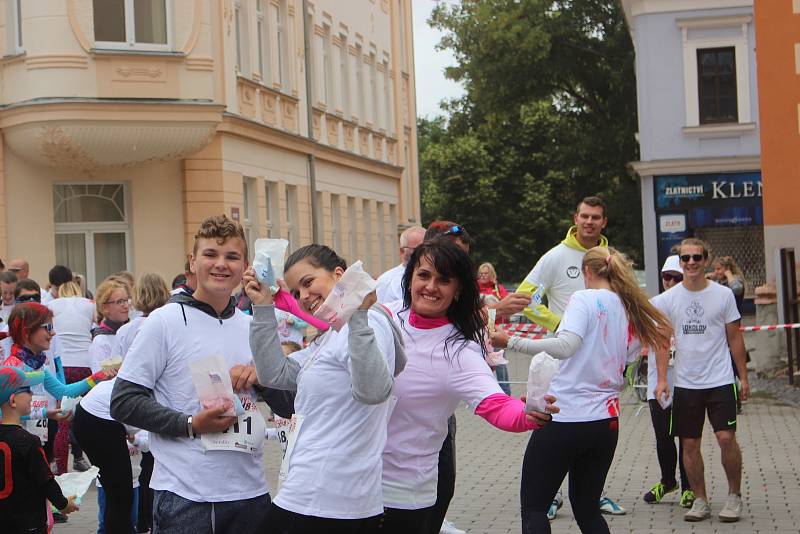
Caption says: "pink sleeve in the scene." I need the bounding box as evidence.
[474,392,539,432]
[273,289,330,331]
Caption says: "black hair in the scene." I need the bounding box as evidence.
[14,279,40,298]
[284,244,347,274]
[0,271,18,285]
[48,265,73,287]
[171,273,187,290]
[401,238,487,362]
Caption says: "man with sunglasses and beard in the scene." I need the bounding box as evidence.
[653,238,749,523]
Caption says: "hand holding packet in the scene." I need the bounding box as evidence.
[313,260,377,331]
[55,466,99,505]
[525,351,559,413]
[188,355,241,418]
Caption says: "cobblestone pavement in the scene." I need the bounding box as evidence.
[57,349,800,533]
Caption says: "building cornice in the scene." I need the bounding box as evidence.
[219,114,404,180]
[629,155,760,176]
[621,0,753,32]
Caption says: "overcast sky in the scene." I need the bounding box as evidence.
[411,1,465,118]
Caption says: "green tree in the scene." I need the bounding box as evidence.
[419,0,641,283]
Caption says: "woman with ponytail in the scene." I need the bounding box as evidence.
[492,246,672,534]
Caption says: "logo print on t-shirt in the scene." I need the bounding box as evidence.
[682,300,707,335]
[566,266,580,279]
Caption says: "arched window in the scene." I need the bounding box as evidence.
[53,184,130,291]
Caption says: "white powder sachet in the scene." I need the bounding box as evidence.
[525,351,559,413]
[313,260,377,331]
[189,355,239,417]
[253,239,289,287]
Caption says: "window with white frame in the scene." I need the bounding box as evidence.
[93,0,169,50]
[331,194,342,251]
[265,181,280,238]
[285,185,299,251]
[355,43,365,121]
[389,204,399,264]
[362,199,372,271]
[234,0,248,74]
[243,177,258,258]
[678,15,752,129]
[257,0,271,84]
[369,51,378,126]
[53,184,131,291]
[274,0,288,90]
[376,202,386,272]
[6,0,23,54]
[323,24,335,108]
[339,34,350,116]
[383,60,393,133]
[347,196,357,261]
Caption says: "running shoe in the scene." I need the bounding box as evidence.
[679,489,695,508]
[547,495,564,521]
[684,498,711,522]
[599,497,626,515]
[72,457,92,472]
[718,493,742,522]
[440,519,466,534]
[643,481,678,504]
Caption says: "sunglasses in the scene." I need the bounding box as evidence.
[39,323,54,334]
[443,225,464,237]
[8,268,22,273]
[16,294,41,303]
[662,273,683,283]
[105,298,130,307]
[680,254,705,263]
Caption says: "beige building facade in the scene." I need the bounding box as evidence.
[0,0,420,289]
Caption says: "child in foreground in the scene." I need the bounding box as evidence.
[0,366,79,533]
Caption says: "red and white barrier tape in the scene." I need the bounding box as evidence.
[496,323,548,339]
[739,323,800,332]
[498,322,800,336]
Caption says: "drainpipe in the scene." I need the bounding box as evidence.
[302,0,320,243]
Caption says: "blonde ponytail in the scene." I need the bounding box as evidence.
[583,247,672,350]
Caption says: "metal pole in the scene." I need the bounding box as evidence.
[302,0,319,243]
[779,248,798,384]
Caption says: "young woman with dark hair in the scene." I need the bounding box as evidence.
[492,246,672,534]
[245,244,406,533]
[379,239,556,533]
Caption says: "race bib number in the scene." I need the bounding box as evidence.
[200,392,266,454]
[278,414,305,481]
[25,396,49,444]
[274,416,291,456]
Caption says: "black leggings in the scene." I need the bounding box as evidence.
[264,504,381,534]
[379,506,433,533]
[648,400,689,491]
[72,405,133,534]
[424,415,456,534]
[521,419,619,534]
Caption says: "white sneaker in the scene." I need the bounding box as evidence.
[718,493,742,522]
[684,498,711,522]
[440,519,467,534]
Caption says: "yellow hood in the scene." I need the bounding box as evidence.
[561,225,609,252]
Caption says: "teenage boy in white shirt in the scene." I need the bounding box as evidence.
[654,238,749,523]
[111,215,270,534]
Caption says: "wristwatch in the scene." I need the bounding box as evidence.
[187,415,195,438]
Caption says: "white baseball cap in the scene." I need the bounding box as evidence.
[661,255,683,274]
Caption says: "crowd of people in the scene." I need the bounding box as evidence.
[0,195,750,534]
